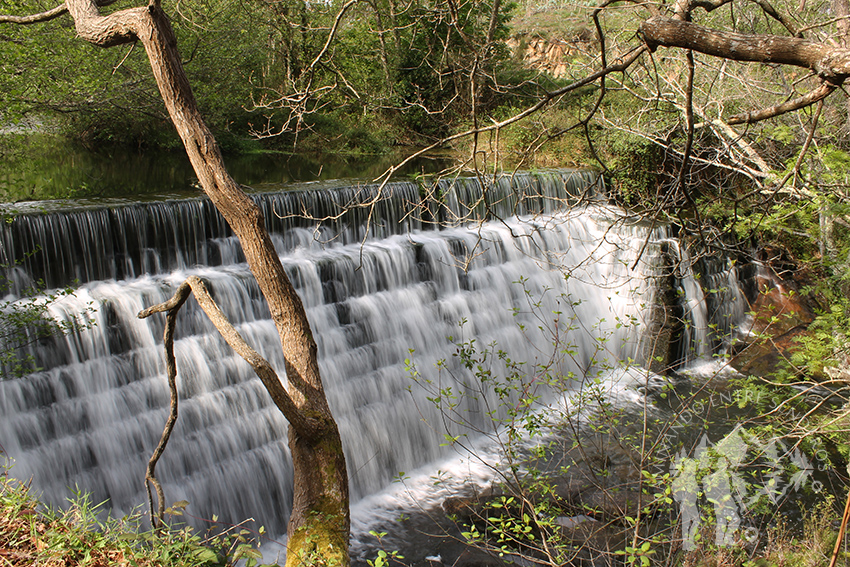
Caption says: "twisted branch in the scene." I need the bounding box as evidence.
[140,281,190,529]
[138,276,322,527]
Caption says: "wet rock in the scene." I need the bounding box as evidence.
[442,487,504,521]
[732,267,815,378]
[547,475,600,503]
[438,440,652,565]
[578,487,644,520]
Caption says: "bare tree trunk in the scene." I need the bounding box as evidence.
[61,2,349,565]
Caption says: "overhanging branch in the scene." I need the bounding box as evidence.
[640,16,850,78]
[0,4,68,24]
[0,0,120,25]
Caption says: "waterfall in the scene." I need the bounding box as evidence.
[663,239,748,364]
[0,170,744,542]
[0,170,600,293]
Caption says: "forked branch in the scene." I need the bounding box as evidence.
[137,276,324,525]
[139,276,321,439]
[140,282,189,528]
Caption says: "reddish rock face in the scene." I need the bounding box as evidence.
[506,37,586,78]
[732,266,815,378]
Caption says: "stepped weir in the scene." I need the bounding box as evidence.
[0,170,746,548]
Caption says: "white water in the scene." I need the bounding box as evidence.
[0,172,748,556]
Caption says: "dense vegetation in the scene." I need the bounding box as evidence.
[0,469,271,566]
[0,0,530,153]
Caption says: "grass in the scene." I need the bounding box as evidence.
[510,2,594,41]
[679,498,842,567]
[0,465,273,567]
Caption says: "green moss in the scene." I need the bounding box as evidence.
[285,511,349,567]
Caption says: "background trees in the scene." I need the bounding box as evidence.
[0,1,530,152]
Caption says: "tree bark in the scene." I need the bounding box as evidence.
[62,2,350,565]
[640,16,850,80]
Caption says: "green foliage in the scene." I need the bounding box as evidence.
[0,464,276,566]
[300,111,395,156]
[393,1,519,137]
[0,219,94,378]
[788,299,850,378]
[407,300,666,565]
[605,132,660,205]
[694,136,850,463]
[0,0,264,150]
[366,530,404,567]
[0,205,96,379]
[0,0,547,153]
[403,264,840,567]
[0,280,93,378]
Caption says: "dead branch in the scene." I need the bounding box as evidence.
[141,281,191,529]
[640,16,850,80]
[725,81,836,124]
[0,4,67,24]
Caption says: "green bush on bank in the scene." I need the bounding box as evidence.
[0,464,276,567]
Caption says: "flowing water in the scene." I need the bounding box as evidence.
[0,170,748,560]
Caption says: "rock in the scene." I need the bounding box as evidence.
[442,487,504,521]
[731,265,815,378]
[578,487,644,520]
[505,36,591,78]
[547,475,600,503]
[554,514,596,529]
[442,495,479,519]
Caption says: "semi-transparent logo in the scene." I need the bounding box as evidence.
[670,425,816,549]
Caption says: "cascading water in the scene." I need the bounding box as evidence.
[661,238,749,366]
[0,170,747,556]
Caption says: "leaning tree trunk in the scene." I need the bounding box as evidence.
[63,1,349,565]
